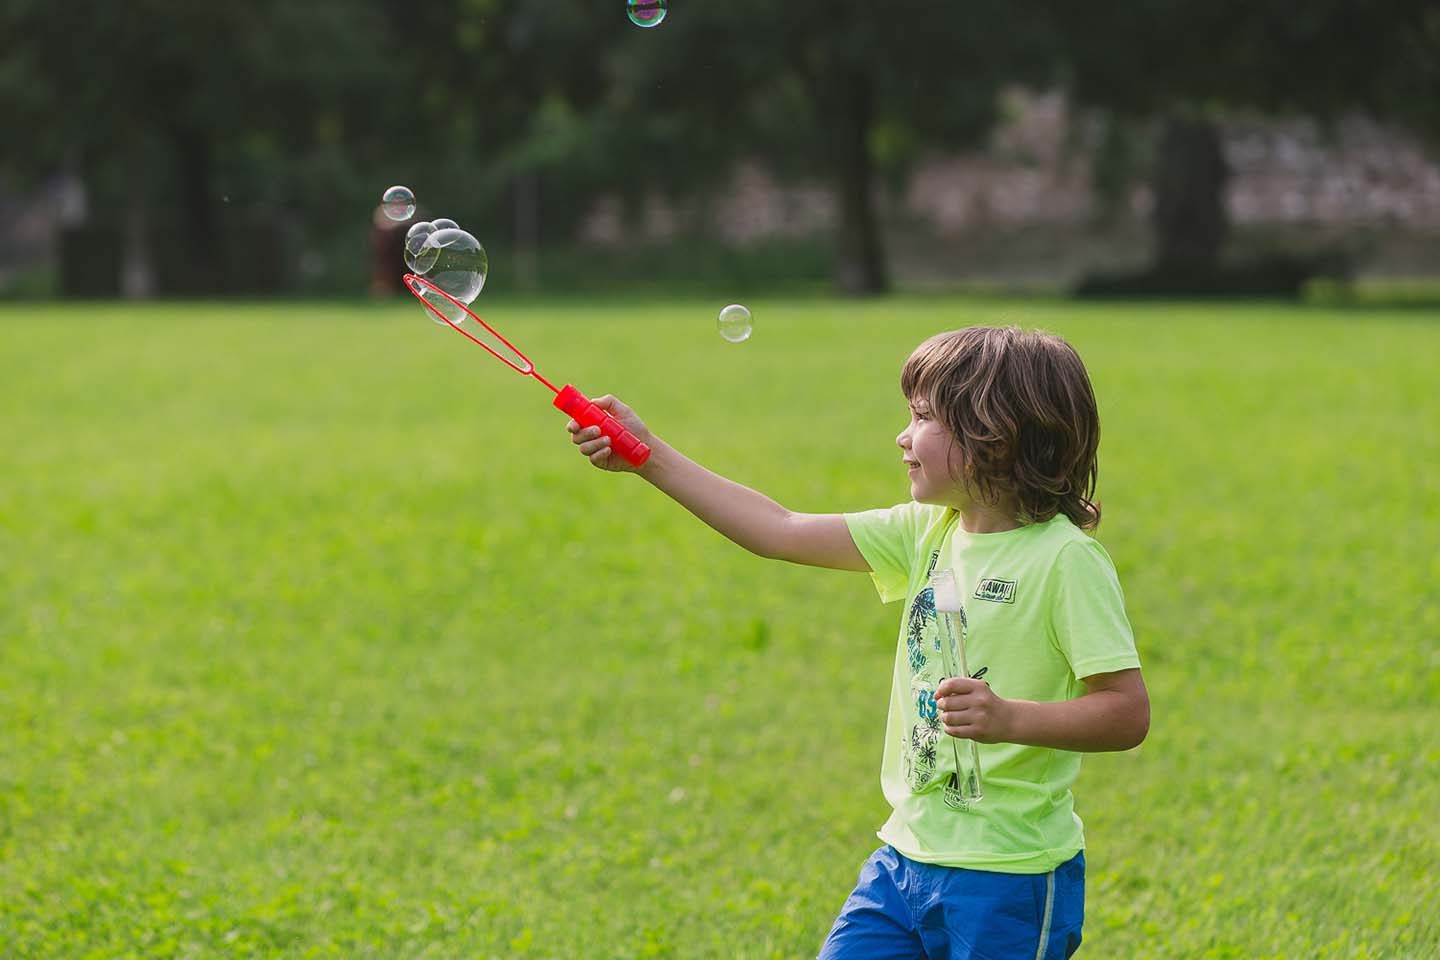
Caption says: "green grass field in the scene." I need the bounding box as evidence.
[2,296,1437,958]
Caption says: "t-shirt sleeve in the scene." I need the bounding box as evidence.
[1050,537,1142,679]
[845,502,930,604]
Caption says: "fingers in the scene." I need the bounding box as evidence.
[943,718,980,739]
[936,688,989,710]
[567,405,638,471]
[938,701,986,737]
[571,423,613,464]
[571,425,603,447]
[936,691,987,729]
[935,684,1004,742]
[936,676,984,698]
[580,435,612,458]
[595,394,631,417]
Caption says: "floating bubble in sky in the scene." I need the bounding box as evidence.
[381,185,416,221]
[717,303,752,343]
[627,0,666,28]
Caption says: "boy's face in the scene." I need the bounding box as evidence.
[897,396,967,507]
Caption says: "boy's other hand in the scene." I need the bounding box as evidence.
[935,676,1013,744]
[566,394,652,473]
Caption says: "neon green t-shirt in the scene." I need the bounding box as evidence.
[845,504,1141,874]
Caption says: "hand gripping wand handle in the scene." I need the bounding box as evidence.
[553,385,652,467]
[404,274,651,467]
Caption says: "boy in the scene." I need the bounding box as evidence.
[566,326,1148,958]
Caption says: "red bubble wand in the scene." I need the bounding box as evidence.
[404,273,650,466]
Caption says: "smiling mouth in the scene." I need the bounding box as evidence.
[904,461,919,470]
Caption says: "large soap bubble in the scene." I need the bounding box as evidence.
[418,228,488,325]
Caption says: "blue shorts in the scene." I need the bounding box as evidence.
[818,846,1084,960]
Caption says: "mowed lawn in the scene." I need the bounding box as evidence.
[1,296,1437,959]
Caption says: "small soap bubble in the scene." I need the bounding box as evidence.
[430,218,459,231]
[404,221,439,274]
[381,185,416,221]
[627,0,667,28]
[717,303,752,343]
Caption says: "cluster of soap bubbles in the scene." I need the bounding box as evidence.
[405,220,488,326]
[380,186,489,326]
[371,5,696,334]
[380,183,749,343]
[379,3,758,347]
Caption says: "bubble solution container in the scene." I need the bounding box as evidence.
[931,568,984,806]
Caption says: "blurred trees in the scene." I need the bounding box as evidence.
[563,0,1059,294]
[0,0,1436,297]
[0,0,416,294]
[4,0,1061,296]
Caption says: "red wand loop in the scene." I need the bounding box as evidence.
[404,274,651,466]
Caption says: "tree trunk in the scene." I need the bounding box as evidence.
[831,65,888,296]
[1152,113,1229,271]
[172,128,222,293]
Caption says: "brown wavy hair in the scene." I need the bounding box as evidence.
[901,326,1102,529]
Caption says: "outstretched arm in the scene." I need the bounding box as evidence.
[568,395,869,572]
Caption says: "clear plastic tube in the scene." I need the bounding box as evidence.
[931,570,983,806]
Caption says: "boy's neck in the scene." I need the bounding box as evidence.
[956,499,1023,534]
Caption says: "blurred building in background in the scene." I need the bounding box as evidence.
[575,90,1440,290]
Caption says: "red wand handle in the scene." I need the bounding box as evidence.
[553,385,652,467]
